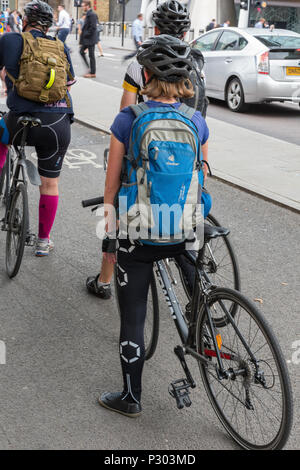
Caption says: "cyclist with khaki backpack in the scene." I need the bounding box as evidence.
[0,0,75,256]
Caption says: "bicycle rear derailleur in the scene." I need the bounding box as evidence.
[169,346,196,410]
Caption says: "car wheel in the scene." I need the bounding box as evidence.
[226,78,249,112]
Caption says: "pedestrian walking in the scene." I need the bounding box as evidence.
[8,10,19,33]
[206,18,216,32]
[222,20,230,28]
[255,18,265,28]
[77,14,86,37]
[56,4,71,44]
[124,13,143,61]
[79,0,98,78]
[96,19,104,57]
[16,11,23,33]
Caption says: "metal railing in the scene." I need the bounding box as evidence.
[99,22,204,42]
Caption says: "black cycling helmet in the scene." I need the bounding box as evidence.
[152,0,191,38]
[137,35,193,83]
[24,0,53,29]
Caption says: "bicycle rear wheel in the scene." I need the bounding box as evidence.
[6,183,28,278]
[196,288,293,450]
[205,214,240,292]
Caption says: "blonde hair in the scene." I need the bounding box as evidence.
[141,75,194,100]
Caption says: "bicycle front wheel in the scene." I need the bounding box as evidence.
[6,183,28,278]
[196,288,293,450]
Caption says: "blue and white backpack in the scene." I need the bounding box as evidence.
[118,103,203,245]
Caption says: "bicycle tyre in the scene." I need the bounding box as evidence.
[0,162,6,202]
[196,287,293,450]
[205,213,241,292]
[6,183,28,278]
[144,273,160,361]
[114,267,159,361]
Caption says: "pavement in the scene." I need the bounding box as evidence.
[66,34,300,213]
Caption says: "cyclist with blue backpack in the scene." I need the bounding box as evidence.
[86,0,211,300]
[98,35,209,417]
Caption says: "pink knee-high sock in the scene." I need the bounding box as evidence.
[38,194,59,240]
[0,143,8,172]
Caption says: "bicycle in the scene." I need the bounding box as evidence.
[103,148,241,359]
[82,196,293,450]
[0,115,41,278]
[82,192,240,361]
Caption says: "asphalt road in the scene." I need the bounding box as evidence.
[70,34,300,146]
[0,122,299,450]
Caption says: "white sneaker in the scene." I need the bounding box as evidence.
[35,238,54,257]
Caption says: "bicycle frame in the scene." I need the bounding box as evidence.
[154,244,261,379]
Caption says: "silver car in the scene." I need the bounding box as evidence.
[191,27,300,112]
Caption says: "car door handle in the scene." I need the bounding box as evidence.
[225,58,233,63]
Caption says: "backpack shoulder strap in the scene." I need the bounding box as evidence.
[129,102,149,118]
[178,103,196,120]
[5,33,32,85]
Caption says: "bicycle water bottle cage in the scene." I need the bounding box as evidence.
[168,379,192,410]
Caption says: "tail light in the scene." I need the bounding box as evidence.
[257,51,269,74]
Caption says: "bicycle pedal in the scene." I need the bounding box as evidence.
[25,233,36,247]
[168,379,192,410]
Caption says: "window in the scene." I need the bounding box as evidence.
[255,35,300,49]
[193,31,221,52]
[1,0,9,12]
[216,31,248,51]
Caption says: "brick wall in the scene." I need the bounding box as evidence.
[94,0,109,22]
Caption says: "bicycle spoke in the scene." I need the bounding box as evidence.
[196,288,292,449]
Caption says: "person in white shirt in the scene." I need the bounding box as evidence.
[57,4,71,45]
[124,13,143,60]
[255,18,265,28]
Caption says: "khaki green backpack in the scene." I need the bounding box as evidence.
[7,32,73,105]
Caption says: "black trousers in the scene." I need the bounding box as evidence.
[80,44,96,75]
[115,239,187,403]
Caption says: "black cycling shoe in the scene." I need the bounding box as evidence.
[99,392,142,418]
[86,274,112,299]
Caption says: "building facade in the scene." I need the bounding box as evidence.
[110,0,300,34]
[3,0,110,23]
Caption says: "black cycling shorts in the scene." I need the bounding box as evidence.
[0,111,71,178]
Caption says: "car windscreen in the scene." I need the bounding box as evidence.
[255,35,300,49]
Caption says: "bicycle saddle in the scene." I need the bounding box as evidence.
[17,115,42,127]
[204,223,230,242]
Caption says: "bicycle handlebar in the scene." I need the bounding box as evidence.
[81,196,104,208]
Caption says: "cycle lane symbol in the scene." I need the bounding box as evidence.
[30,148,103,170]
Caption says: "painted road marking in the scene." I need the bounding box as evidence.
[31,148,103,170]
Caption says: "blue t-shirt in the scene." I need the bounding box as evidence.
[111,100,209,152]
[0,30,75,114]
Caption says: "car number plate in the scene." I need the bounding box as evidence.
[286,67,300,76]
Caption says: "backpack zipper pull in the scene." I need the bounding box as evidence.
[147,181,152,198]
[140,154,149,185]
